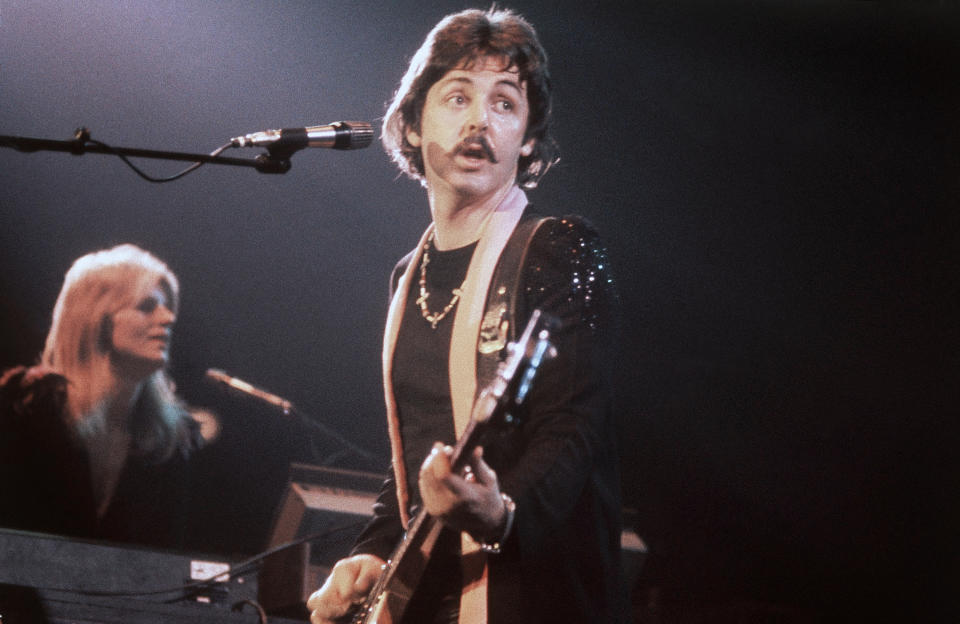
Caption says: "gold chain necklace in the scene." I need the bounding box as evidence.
[416,232,466,329]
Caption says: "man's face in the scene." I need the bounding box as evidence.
[407,56,535,202]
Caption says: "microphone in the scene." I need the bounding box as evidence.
[230,121,373,151]
[206,368,293,413]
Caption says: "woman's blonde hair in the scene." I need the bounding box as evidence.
[42,244,188,461]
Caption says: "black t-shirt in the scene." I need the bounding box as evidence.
[390,237,477,624]
[392,237,477,507]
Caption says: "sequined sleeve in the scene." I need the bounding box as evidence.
[521,215,619,336]
[484,214,623,550]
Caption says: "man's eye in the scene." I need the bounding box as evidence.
[137,298,158,313]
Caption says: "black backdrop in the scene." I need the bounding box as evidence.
[1,1,958,620]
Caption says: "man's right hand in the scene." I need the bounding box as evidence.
[307,553,385,624]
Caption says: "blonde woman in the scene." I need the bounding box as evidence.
[1,244,202,546]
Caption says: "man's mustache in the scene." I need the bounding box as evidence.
[456,135,498,163]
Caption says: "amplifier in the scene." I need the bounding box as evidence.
[257,464,383,619]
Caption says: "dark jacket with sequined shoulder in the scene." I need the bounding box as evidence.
[0,366,201,549]
[354,212,629,623]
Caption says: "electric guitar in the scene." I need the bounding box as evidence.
[349,309,556,624]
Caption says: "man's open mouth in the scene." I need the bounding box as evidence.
[458,137,498,163]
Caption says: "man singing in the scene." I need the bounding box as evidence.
[308,7,627,623]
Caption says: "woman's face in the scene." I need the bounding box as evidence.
[109,283,176,376]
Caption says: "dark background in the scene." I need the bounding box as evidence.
[1,1,958,621]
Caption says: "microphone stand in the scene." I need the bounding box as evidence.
[208,373,379,467]
[287,403,379,468]
[0,128,294,174]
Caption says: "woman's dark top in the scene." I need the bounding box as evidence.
[0,366,201,550]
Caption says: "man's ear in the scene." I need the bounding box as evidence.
[520,138,535,157]
[406,128,422,148]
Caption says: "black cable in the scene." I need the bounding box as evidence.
[231,599,268,624]
[81,135,233,182]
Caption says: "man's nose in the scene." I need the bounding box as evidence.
[467,101,489,133]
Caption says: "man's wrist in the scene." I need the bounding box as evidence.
[479,492,515,554]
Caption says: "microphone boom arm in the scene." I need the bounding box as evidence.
[0,129,292,174]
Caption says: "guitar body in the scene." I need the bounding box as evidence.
[349,310,555,624]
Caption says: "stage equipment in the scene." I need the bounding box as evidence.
[230,121,373,151]
[257,464,383,618]
[0,120,373,179]
[0,528,305,623]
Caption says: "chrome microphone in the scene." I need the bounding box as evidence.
[205,368,293,413]
[230,121,373,150]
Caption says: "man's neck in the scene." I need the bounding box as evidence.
[427,183,517,250]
